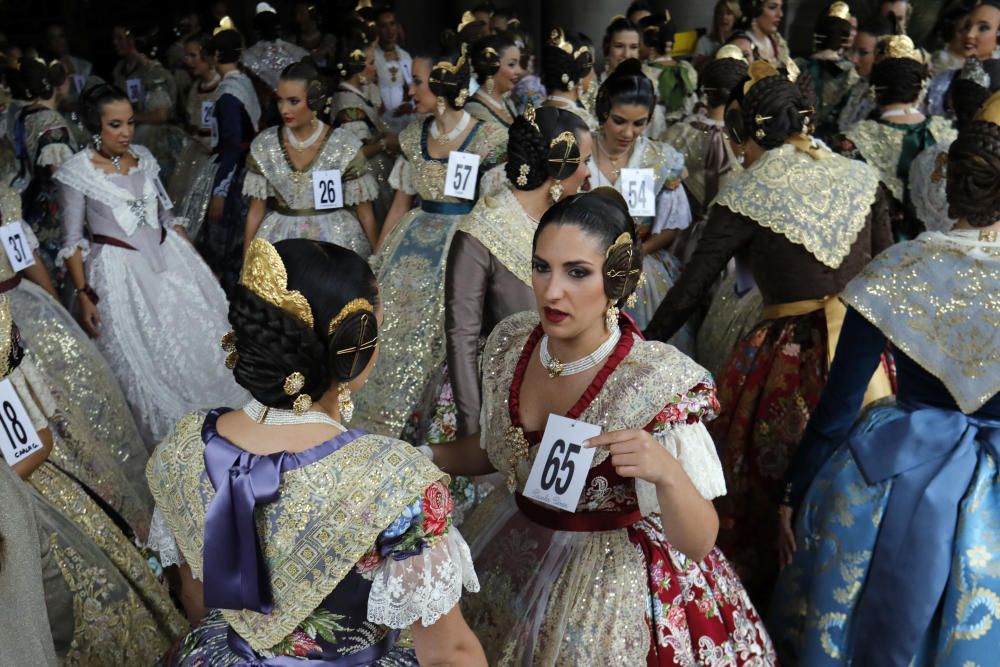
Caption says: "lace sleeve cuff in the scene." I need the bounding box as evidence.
[343,172,379,206]
[242,171,270,200]
[147,506,185,567]
[651,187,692,233]
[366,528,479,629]
[388,156,416,195]
[56,239,90,267]
[478,163,508,198]
[37,143,74,169]
[637,421,727,514]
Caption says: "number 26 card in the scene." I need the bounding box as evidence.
[522,414,602,512]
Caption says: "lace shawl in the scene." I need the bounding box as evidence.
[713,143,879,268]
[52,146,162,236]
[909,141,956,233]
[217,70,262,132]
[841,230,1000,413]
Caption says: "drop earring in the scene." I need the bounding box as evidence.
[486,76,495,95]
[338,384,354,423]
[549,179,563,203]
[605,303,619,332]
[436,96,447,115]
[92,134,102,152]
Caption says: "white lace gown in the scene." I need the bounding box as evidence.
[54,146,248,443]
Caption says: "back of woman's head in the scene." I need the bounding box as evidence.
[595,58,654,122]
[229,239,380,409]
[279,60,327,111]
[78,82,129,134]
[334,33,368,81]
[947,115,1000,227]
[425,47,472,108]
[506,106,588,190]
[701,54,749,109]
[813,14,853,52]
[542,28,593,92]
[121,24,161,58]
[253,6,282,41]
[870,36,928,106]
[949,58,1000,130]
[470,32,517,83]
[602,16,639,56]
[208,29,243,65]
[17,57,54,100]
[639,12,676,54]
[728,64,810,149]
[535,188,643,308]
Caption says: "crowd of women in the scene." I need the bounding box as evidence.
[0,0,997,664]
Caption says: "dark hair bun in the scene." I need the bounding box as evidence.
[79,82,130,134]
[335,33,369,80]
[947,119,1000,227]
[505,106,588,190]
[17,58,54,100]
[595,58,655,123]
[279,60,327,111]
[428,48,472,108]
[701,56,749,109]
[732,72,809,149]
[638,13,676,54]
[471,33,517,83]
[870,57,928,106]
[542,28,593,92]
[208,29,243,65]
[813,15,852,52]
[228,240,380,408]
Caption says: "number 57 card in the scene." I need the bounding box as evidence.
[522,414,602,512]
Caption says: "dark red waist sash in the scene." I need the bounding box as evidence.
[514,492,643,532]
[92,227,167,250]
[0,275,22,293]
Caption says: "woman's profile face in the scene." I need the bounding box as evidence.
[493,46,524,95]
[963,4,1000,60]
[99,99,136,154]
[408,58,437,114]
[276,79,313,130]
[532,223,610,341]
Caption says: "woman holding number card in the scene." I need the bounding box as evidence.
[426,189,775,665]
[350,48,506,441]
[54,83,246,444]
[645,61,893,606]
[0,297,187,663]
[243,61,379,256]
[585,59,693,344]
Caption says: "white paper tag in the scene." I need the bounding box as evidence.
[311,170,344,210]
[620,168,656,217]
[71,74,86,95]
[125,78,143,104]
[200,100,215,128]
[0,222,35,273]
[444,151,480,200]
[153,175,173,210]
[0,379,44,467]
[522,415,601,512]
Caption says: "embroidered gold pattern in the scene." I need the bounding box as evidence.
[457,185,535,287]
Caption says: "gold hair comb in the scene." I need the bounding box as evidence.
[240,239,314,328]
[457,10,477,33]
[213,16,235,36]
[828,1,851,20]
[550,27,573,54]
[715,44,748,63]
[879,35,922,63]
[743,60,780,93]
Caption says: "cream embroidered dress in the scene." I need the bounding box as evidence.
[351,117,507,440]
[243,125,378,256]
[54,145,247,443]
[332,84,395,221]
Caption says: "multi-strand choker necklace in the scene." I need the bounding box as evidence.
[242,398,346,430]
[539,326,621,378]
[430,110,471,143]
[285,121,325,152]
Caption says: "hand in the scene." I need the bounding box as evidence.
[585,429,675,486]
[207,195,224,223]
[392,102,413,117]
[77,293,101,338]
[777,504,796,570]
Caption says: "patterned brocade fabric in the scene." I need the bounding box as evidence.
[713,143,879,268]
[842,230,1000,413]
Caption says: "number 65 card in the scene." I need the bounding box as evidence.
[522,414,601,512]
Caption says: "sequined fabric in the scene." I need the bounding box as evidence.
[332,88,394,220]
[240,40,309,92]
[714,144,880,268]
[842,230,1000,413]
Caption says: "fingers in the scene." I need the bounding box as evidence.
[584,429,644,448]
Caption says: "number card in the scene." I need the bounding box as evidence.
[444,151,480,200]
[0,379,44,467]
[312,170,344,210]
[200,101,215,129]
[522,414,601,512]
[620,168,656,217]
[153,175,173,211]
[125,78,143,104]
[0,222,35,272]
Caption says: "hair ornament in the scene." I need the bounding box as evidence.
[549,131,581,165]
[283,371,306,396]
[550,27,573,55]
[715,44,748,63]
[457,10,478,33]
[0,297,14,379]
[975,90,1000,126]
[523,103,539,131]
[754,113,773,125]
[508,17,521,28]
[431,44,468,84]
[349,49,365,61]
[240,239,315,328]
[784,58,801,82]
[213,16,235,36]
[331,302,378,379]
[482,46,498,59]
[292,394,313,415]
[664,9,672,22]
[959,57,991,89]
[517,163,530,186]
[828,1,851,20]
[743,59,780,93]
[221,331,237,353]
[256,2,277,15]
[879,35,922,63]
[610,14,627,22]
[327,298,375,336]
[603,233,642,301]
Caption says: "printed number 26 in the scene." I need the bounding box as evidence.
[319,179,337,205]
[540,439,580,494]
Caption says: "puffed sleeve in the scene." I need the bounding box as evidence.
[56,178,90,265]
[636,380,727,514]
[652,185,693,233]
[388,155,417,195]
[36,127,75,169]
[341,147,379,206]
[242,153,272,200]
[362,481,479,628]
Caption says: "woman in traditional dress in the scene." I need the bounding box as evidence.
[13,58,79,281]
[0,174,152,537]
[111,23,187,189]
[740,0,790,67]
[639,12,698,128]
[350,50,506,441]
[244,61,378,256]
[541,28,598,131]
[585,60,693,343]
[770,99,1000,667]
[427,190,776,665]
[645,61,894,606]
[600,15,641,84]
[925,0,999,117]
[147,238,486,666]
[54,83,246,444]
[0,299,187,663]
[797,3,857,141]
[840,35,955,241]
[331,35,399,225]
[465,33,523,128]
[290,1,337,72]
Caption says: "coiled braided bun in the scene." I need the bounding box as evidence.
[471,32,517,83]
[428,48,472,109]
[228,240,380,409]
[534,188,643,308]
[701,56,749,109]
[728,70,809,149]
[870,57,928,106]
[505,106,588,190]
[813,14,852,52]
[334,33,369,80]
[946,120,1000,227]
[542,28,593,92]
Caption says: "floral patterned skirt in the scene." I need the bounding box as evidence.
[460,492,776,665]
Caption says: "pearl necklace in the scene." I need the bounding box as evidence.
[285,121,325,152]
[880,107,922,119]
[429,111,471,143]
[539,326,621,378]
[242,398,346,430]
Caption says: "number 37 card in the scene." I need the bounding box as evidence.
[522,414,602,512]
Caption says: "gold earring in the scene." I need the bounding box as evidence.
[311,111,318,128]
[549,179,563,202]
[338,384,354,423]
[486,76,495,95]
[605,304,620,332]
[220,330,236,353]
[284,372,306,396]
[436,96,447,115]
[293,393,313,415]
[517,163,530,187]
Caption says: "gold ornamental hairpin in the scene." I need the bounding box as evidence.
[976,90,1000,126]
[240,239,315,328]
[213,16,235,36]
[523,103,539,131]
[349,49,365,61]
[828,1,851,20]
[715,44,748,63]
[879,35,922,63]
[743,60,780,93]
[550,27,573,54]
[355,0,372,9]
[328,298,375,336]
[457,10,477,33]
[549,131,580,165]
[432,43,468,79]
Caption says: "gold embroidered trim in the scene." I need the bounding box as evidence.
[457,185,535,287]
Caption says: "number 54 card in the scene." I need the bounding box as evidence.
[522,414,601,512]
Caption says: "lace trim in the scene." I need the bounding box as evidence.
[37,143,74,169]
[478,163,507,198]
[56,239,90,266]
[636,421,726,514]
[366,528,479,629]
[242,171,270,200]
[388,156,416,195]
[909,142,955,233]
[147,507,184,567]
[343,172,379,206]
